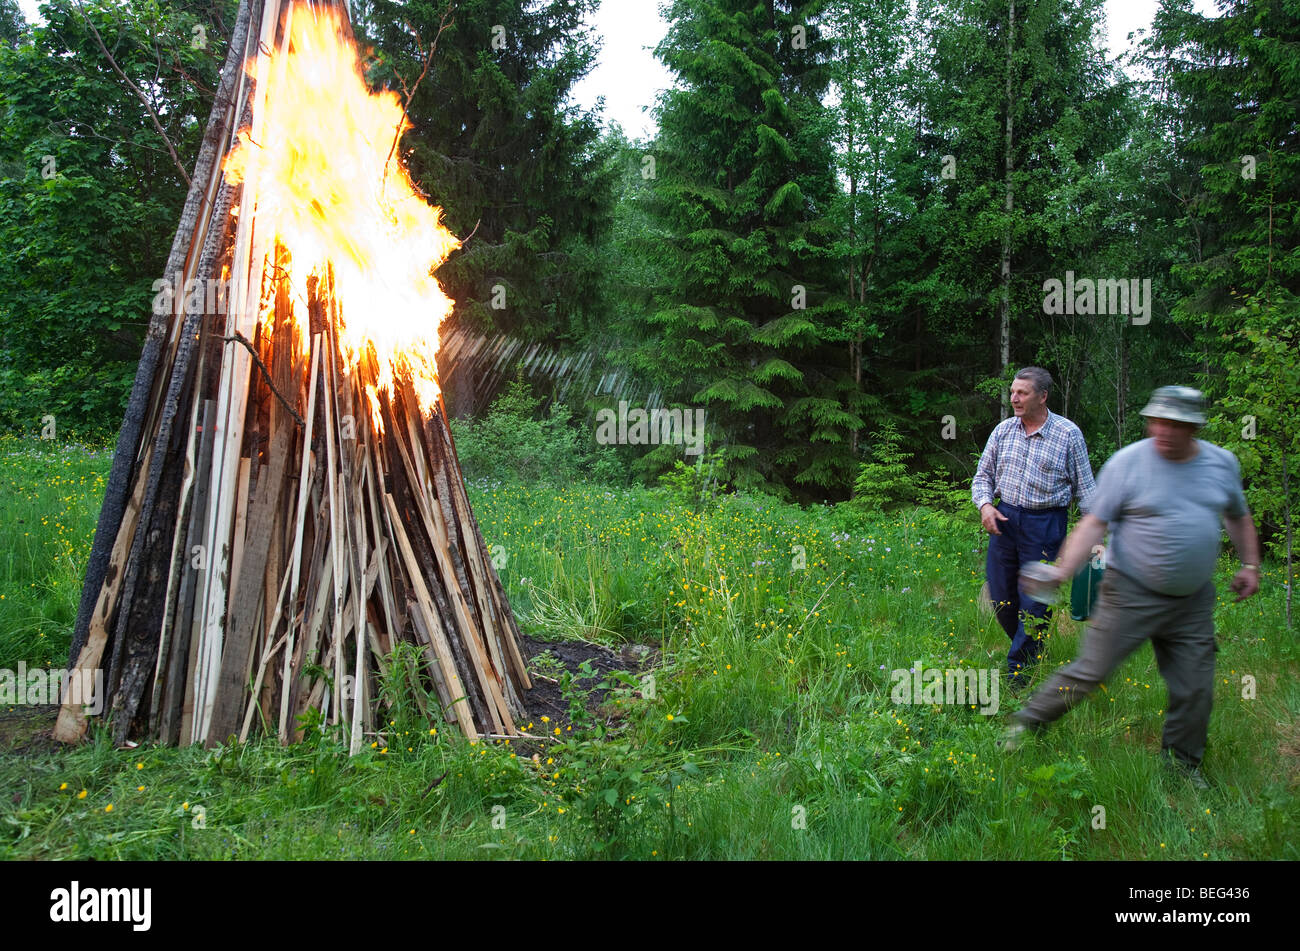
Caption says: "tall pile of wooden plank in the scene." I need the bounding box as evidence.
[55,0,531,751]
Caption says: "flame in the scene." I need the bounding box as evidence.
[223,3,459,424]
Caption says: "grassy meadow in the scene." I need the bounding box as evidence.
[1,436,1296,860]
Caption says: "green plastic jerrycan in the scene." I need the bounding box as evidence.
[1070,546,1106,621]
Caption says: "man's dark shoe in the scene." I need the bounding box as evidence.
[1000,723,1031,753]
[1000,718,1044,753]
[1007,639,1046,690]
[1162,750,1210,790]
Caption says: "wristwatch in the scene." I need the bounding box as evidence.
[1241,563,1260,570]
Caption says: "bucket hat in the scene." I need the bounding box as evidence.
[1139,385,1206,426]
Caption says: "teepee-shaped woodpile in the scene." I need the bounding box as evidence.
[56,0,530,751]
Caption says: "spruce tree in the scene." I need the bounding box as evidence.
[824,0,937,459]
[354,0,616,347]
[645,0,854,495]
[917,0,1130,427]
[1148,0,1300,581]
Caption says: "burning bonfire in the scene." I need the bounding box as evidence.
[56,0,531,750]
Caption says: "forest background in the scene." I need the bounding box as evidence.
[0,0,1295,551]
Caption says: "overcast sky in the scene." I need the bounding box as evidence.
[19,0,1220,141]
[572,0,1222,139]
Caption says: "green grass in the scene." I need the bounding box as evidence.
[0,436,108,670]
[1,438,1297,859]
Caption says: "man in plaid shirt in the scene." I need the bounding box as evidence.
[972,367,1096,686]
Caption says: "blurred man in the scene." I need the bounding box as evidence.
[972,367,1096,686]
[1005,386,1261,788]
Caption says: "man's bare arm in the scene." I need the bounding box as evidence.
[1053,514,1108,580]
[1224,512,1261,602]
[1224,512,1260,566]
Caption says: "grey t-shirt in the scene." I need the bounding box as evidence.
[1092,439,1249,596]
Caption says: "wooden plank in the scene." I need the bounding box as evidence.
[192,0,287,744]
[433,394,531,695]
[385,415,492,730]
[432,402,531,702]
[147,386,203,735]
[291,535,334,728]
[365,450,400,653]
[160,398,216,744]
[102,166,239,743]
[205,387,291,746]
[382,491,476,738]
[53,443,154,743]
[280,335,320,739]
[226,456,253,615]
[347,439,370,754]
[404,404,510,734]
[240,560,293,741]
[321,307,347,728]
[419,461,509,735]
[429,409,518,697]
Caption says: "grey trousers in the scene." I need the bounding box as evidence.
[1014,567,1217,766]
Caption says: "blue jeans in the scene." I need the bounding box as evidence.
[985,502,1068,681]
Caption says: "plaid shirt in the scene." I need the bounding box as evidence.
[972,410,1096,513]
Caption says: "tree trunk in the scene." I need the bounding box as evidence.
[1284,448,1293,629]
[848,96,859,456]
[998,0,1019,420]
[999,0,1015,419]
[1118,319,1129,447]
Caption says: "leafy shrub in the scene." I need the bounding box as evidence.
[451,379,618,485]
[0,360,134,438]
